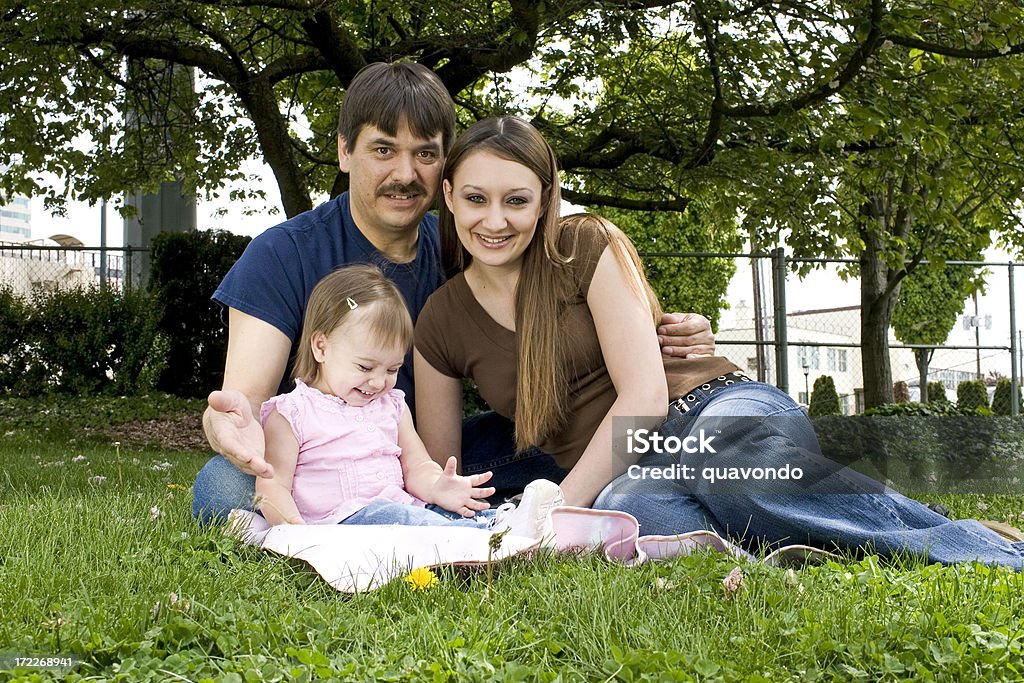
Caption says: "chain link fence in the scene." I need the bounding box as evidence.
[1,241,1019,414]
[642,249,1021,416]
[0,242,149,296]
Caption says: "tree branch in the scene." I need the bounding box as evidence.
[561,187,691,212]
[687,3,725,168]
[432,0,542,94]
[184,0,322,10]
[886,35,1024,60]
[299,10,366,86]
[262,51,331,84]
[718,0,884,118]
[73,26,242,84]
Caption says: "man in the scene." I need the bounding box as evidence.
[193,61,715,522]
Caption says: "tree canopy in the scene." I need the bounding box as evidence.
[3,1,1024,404]
[891,257,983,403]
[3,1,1022,217]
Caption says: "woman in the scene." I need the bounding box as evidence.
[414,116,1023,567]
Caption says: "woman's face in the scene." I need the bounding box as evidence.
[443,150,544,272]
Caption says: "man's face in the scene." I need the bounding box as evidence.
[338,119,445,243]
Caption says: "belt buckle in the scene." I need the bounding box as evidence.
[670,395,696,413]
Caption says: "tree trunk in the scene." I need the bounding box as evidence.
[861,286,897,408]
[234,76,313,218]
[915,348,930,403]
[859,208,898,409]
[330,171,349,199]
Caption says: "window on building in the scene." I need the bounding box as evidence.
[797,346,819,370]
[827,350,851,370]
[794,348,819,374]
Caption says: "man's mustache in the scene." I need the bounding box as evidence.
[377,183,427,197]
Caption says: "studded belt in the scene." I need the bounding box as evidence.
[668,372,754,413]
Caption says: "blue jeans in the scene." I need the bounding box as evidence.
[593,382,1024,569]
[192,411,566,523]
[342,500,496,528]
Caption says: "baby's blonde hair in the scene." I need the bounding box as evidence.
[291,265,413,384]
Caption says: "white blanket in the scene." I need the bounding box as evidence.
[228,506,831,592]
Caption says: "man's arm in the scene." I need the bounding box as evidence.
[202,308,292,478]
[658,312,716,358]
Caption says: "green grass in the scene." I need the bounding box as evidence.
[1,397,1023,682]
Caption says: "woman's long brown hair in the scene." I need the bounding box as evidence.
[440,118,660,450]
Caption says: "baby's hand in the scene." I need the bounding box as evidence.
[432,456,495,517]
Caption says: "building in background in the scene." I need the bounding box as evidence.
[0,234,104,297]
[718,299,990,413]
[0,195,32,241]
[717,301,863,413]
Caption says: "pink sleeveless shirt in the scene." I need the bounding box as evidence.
[260,379,425,524]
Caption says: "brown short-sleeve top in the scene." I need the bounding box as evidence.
[415,226,739,469]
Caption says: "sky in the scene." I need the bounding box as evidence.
[28,157,288,246]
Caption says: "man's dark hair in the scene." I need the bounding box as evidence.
[337,62,456,153]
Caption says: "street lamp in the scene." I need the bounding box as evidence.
[802,363,810,403]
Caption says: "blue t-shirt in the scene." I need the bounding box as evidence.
[213,192,444,416]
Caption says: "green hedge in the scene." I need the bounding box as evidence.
[811,412,1024,494]
[0,229,249,398]
[864,401,988,417]
[0,285,165,396]
[808,375,841,416]
[926,381,948,404]
[0,285,31,393]
[148,229,251,397]
[991,378,1022,416]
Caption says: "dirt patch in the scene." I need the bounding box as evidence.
[104,413,210,452]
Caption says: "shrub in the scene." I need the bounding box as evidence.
[893,381,910,403]
[22,286,164,395]
[990,378,1022,416]
[149,229,251,397]
[957,380,989,412]
[28,286,119,394]
[109,288,167,395]
[864,401,989,417]
[0,285,32,394]
[927,381,948,404]
[808,375,841,416]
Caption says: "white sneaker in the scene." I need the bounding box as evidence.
[493,479,565,539]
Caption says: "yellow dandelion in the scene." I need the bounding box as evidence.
[404,567,439,590]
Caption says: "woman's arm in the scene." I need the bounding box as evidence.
[413,347,465,469]
[398,406,494,515]
[254,409,305,525]
[558,244,669,507]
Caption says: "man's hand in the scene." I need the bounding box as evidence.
[431,456,495,517]
[658,312,716,358]
[203,389,274,478]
